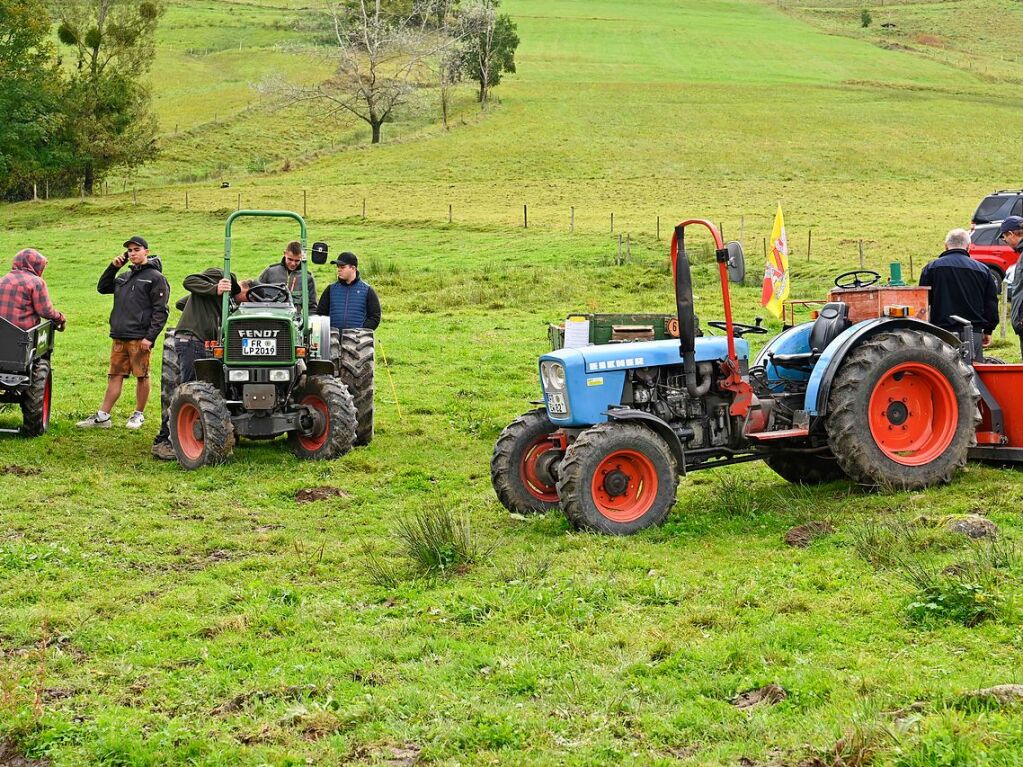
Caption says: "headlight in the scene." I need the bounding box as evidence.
[269,369,291,382]
[540,361,566,391]
[227,369,249,382]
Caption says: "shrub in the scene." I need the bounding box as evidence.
[900,546,1013,627]
[394,505,492,577]
[861,9,872,28]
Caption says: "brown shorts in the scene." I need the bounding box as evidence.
[108,339,151,378]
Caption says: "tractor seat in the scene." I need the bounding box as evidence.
[769,302,851,369]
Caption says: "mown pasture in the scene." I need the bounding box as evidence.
[2,1,1023,764]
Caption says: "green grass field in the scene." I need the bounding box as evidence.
[3,1,1023,764]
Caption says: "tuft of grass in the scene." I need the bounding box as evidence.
[706,473,763,518]
[393,505,493,578]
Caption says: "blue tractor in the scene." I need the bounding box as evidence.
[491,218,981,534]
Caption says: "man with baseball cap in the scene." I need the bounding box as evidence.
[315,251,381,331]
[1002,216,1023,356]
[78,235,170,429]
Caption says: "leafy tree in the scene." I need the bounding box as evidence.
[0,0,62,199]
[861,8,872,28]
[457,0,518,105]
[54,0,165,193]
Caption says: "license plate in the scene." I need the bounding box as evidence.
[547,393,567,415]
[242,338,277,356]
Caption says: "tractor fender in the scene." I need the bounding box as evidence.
[604,408,686,474]
[195,358,225,389]
[306,359,335,377]
[804,318,961,417]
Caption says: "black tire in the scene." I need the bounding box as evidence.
[557,422,678,535]
[981,356,1006,365]
[827,329,979,490]
[987,266,1004,295]
[331,328,375,446]
[169,381,235,470]
[491,408,562,514]
[288,374,357,460]
[160,329,179,427]
[763,452,847,484]
[20,357,51,437]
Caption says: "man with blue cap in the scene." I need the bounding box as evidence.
[1002,216,1023,356]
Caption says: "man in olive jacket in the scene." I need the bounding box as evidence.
[152,268,251,460]
[78,236,169,430]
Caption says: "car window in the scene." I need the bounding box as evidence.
[971,227,1001,246]
[1014,199,1023,217]
[974,195,1012,222]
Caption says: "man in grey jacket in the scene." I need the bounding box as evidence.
[259,241,315,308]
[1002,217,1023,356]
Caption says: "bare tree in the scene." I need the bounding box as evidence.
[277,0,454,144]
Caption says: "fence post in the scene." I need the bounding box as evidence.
[80,185,85,202]
[448,204,452,223]
[719,222,725,241]
[45,179,49,200]
[656,215,660,241]
[610,212,614,234]
[523,204,528,229]
[909,254,914,281]
[362,198,366,219]
[806,229,812,262]
[626,233,631,263]
[185,191,189,211]
[858,240,865,269]
[237,192,241,210]
[763,237,768,262]
[132,187,137,205]
[32,183,37,201]
[570,206,574,232]
[617,234,623,266]
[739,215,745,244]
[303,189,307,218]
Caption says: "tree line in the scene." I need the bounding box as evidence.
[0,0,519,202]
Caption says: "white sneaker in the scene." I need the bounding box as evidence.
[77,413,112,429]
[126,411,145,430]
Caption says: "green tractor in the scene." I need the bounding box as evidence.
[167,210,371,468]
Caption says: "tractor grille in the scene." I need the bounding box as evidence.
[225,319,294,364]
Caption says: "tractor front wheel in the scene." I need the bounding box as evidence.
[169,381,235,470]
[289,374,356,460]
[763,452,846,484]
[491,408,562,514]
[557,422,678,535]
[20,357,52,436]
[827,329,978,489]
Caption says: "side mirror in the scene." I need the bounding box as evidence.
[726,241,745,284]
[311,241,328,265]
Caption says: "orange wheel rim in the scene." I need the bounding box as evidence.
[298,394,329,451]
[590,449,659,523]
[176,403,204,460]
[868,362,957,466]
[42,374,51,428]
[519,435,559,502]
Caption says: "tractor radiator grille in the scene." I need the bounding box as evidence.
[225,319,294,364]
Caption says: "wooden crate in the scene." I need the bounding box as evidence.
[827,285,930,324]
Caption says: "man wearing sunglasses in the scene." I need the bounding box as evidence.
[1002,217,1023,356]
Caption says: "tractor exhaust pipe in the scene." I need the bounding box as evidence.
[671,225,701,397]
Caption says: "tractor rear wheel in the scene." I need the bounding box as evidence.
[827,329,978,489]
[20,357,52,437]
[763,452,846,484]
[491,408,562,514]
[289,374,356,460]
[331,328,375,446]
[160,329,179,427]
[170,381,235,470]
[557,422,678,535]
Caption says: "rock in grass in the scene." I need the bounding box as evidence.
[964,684,1023,706]
[295,486,349,503]
[784,521,834,548]
[945,514,998,540]
[732,683,787,709]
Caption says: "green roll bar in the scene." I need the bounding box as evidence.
[222,210,309,344]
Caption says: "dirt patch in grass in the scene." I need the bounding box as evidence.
[732,683,787,709]
[212,684,319,716]
[0,466,41,477]
[295,486,350,503]
[785,521,834,548]
[0,739,48,767]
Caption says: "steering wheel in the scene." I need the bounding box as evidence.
[246,283,291,303]
[834,270,880,289]
[706,320,769,337]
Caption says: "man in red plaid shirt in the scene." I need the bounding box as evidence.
[0,249,66,331]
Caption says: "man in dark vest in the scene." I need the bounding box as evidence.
[316,252,380,331]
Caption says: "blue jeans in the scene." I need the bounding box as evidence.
[154,335,212,444]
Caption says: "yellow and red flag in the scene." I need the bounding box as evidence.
[761,204,790,318]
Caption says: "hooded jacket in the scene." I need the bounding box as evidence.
[258,259,316,306]
[176,268,241,342]
[0,249,65,331]
[98,256,170,342]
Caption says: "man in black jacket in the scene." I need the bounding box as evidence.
[919,228,998,360]
[152,269,251,460]
[78,236,170,429]
[1001,216,1023,356]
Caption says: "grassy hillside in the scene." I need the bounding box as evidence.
[3,1,1023,765]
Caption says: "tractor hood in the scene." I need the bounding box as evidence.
[539,336,749,427]
[541,336,748,373]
